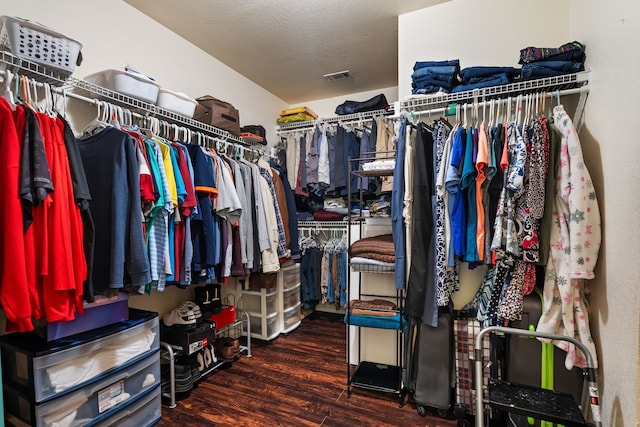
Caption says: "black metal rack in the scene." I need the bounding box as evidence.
[345,152,405,402]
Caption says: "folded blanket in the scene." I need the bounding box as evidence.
[350,298,397,310]
[350,252,396,265]
[350,234,395,259]
[350,308,397,317]
[344,312,407,330]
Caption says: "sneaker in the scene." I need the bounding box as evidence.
[163,305,198,329]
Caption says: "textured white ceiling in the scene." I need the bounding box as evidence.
[124,0,447,104]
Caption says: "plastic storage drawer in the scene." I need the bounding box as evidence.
[0,308,159,403]
[282,284,301,310]
[283,303,302,331]
[93,384,161,427]
[248,311,280,339]
[4,351,160,427]
[242,289,278,315]
[282,264,300,291]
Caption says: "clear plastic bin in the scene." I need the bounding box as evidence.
[241,289,278,315]
[94,384,161,427]
[282,284,301,310]
[0,309,159,403]
[281,263,300,291]
[283,303,302,331]
[248,311,280,339]
[4,351,160,427]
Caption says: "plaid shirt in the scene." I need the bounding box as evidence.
[258,163,289,259]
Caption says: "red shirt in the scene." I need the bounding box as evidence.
[0,99,33,332]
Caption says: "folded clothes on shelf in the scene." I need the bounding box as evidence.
[361,160,395,171]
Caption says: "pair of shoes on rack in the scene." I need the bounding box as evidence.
[216,338,235,362]
[196,344,218,373]
[162,301,203,329]
[161,362,194,394]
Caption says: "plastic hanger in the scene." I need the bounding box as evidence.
[1,70,16,109]
[20,76,32,110]
[43,83,55,117]
[81,100,110,135]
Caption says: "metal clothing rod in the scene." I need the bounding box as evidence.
[298,221,349,229]
[298,227,347,234]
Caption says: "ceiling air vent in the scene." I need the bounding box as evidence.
[323,70,352,81]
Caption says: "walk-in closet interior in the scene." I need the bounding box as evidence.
[0,0,637,426]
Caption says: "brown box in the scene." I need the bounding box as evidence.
[194,95,241,135]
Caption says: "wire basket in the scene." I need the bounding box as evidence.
[0,16,82,77]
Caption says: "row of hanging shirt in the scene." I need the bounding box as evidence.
[77,101,295,296]
[298,227,348,309]
[0,71,296,332]
[0,73,89,330]
[402,93,601,369]
[280,115,397,201]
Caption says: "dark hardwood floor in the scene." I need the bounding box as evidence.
[158,312,458,427]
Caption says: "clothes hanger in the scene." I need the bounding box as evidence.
[44,83,56,117]
[20,76,33,110]
[1,70,16,110]
[81,100,111,136]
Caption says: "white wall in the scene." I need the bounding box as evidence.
[398,0,571,99]
[0,0,288,316]
[1,0,287,144]
[568,1,640,425]
[399,0,636,424]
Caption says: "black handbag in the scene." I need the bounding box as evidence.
[335,93,389,115]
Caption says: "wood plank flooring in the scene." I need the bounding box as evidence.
[158,312,458,427]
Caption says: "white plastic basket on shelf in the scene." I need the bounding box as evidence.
[0,16,82,77]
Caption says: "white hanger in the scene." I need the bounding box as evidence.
[81,100,111,135]
[487,99,494,130]
[1,70,16,109]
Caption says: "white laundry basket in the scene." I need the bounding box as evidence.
[0,16,82,77]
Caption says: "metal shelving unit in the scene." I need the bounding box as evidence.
[345,152,405,402]
[160,310,252,409]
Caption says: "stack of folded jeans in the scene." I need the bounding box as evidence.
[411,59,460,94]
[453,66,521,92]
[519,41,585,80]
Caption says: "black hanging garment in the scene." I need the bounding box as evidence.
[405,122,437,327]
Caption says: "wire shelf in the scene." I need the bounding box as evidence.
[276,107,394,132]
[68,77,252,145]
[298,220,349,229]
[350,262,395,274]
[0,50,69,86]
[0,50,262,147]
[401,71,590,111]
